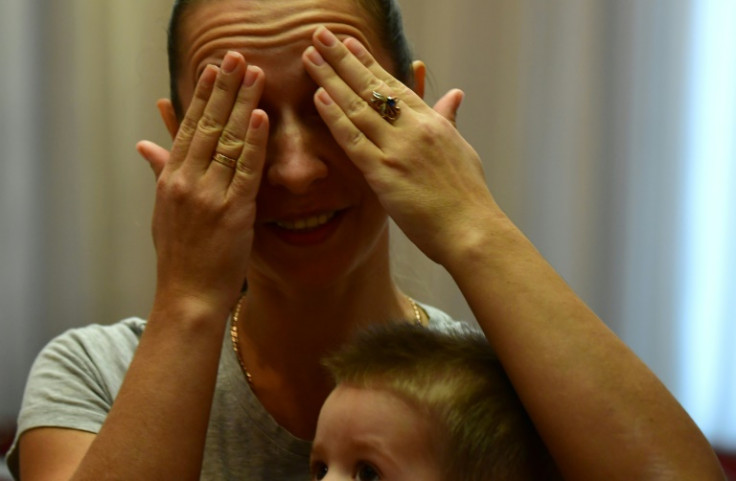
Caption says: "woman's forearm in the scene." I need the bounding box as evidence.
[445,212,725,481]
[66,298,228,481]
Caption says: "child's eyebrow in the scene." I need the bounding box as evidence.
[309,442,326,461]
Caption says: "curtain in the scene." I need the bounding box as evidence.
[0,0,169,421]
[398,0,736,450]
[1,0,44,422]
[677,0,736,448]
[1,0,734,451]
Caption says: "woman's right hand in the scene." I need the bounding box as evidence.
[137,51,268,314]
[20,54,271,481]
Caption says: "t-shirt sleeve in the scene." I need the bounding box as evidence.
[6,318,144,479]
[421,302,478,334]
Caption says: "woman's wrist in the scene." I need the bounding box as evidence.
[435,204,520,274]
[147,288,235,334]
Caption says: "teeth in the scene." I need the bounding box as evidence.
[275,212,335,231]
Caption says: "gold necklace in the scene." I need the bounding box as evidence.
[229,296,252,385]
[229,295,424,386]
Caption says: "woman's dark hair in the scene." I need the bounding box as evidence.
[166,0,415,119]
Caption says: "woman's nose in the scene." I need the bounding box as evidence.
[266,114,328,194]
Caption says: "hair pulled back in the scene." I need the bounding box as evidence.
[166,0,414,119]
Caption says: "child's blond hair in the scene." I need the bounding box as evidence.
[323,323,562,481]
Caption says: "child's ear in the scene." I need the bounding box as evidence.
[157,99,180,140]
[411,60,426,99]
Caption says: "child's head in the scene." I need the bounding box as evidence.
[311,324,561,481]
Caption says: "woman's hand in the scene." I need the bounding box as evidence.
[302,27,499,265]
[138,51,269,312]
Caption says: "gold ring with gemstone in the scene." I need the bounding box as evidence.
[369,90,401,123]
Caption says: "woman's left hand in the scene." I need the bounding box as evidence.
[302,26,500,265]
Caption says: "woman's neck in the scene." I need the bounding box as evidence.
[241,268,407,365]
[233,254,414,439]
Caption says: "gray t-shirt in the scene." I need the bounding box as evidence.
[7,303,464,480]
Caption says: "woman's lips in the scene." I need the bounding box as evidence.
[265,210,344,246]
[273,211,336,231]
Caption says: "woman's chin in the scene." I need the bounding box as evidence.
[249,223,390,293]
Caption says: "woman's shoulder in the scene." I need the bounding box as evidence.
[25,317,148,403]
[56,317,147,340]
[16,317,147,427]
[40,317,146,362]
[7,318,148,477]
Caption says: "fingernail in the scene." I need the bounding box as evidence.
[222,52,238,73]
[344,37,367,57]
[316,88,333,105]
[305,46,325,66]
[200,65,217,85]
[316,26,337,47]
[244,65,258,87]
[250,110,264,129]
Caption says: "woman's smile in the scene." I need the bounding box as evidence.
[273,211,337,231]
[265,209,345,246]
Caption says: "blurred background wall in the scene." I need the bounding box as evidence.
[1,0,734,454]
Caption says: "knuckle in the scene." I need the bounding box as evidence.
[362,80,384,99]
[361,53,378,68]
[237,158,260,181]
[218,129,245,151]
[381,155,403,170]
[242,133,260,153]
[334,46,352,65]
[197,112,224,136]
[236,160,256,178]
[193,81,213,102]
[213,76,231,95]
[236,152,258,178]
[345,96,371,118]
[417,119,439,142]
[177,116,198,140]
[366,79,383,93]
[346,129,366,148]
[158,174,190,203]
[383,76,404,91]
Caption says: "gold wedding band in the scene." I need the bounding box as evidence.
[211,152,237,169]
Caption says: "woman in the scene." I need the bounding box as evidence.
[9,0,725,480]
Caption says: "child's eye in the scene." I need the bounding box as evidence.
[311,461,328,480]
[355,462,381,481]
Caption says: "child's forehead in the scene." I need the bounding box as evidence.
[331,383,416,412]
[325,384,437,448]
[314,384,443,479]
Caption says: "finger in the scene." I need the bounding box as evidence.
[214,65,264,159]
[186,51,247,174]
[168,65,217,170]
[209,65,265,181]
[433,89,465,128]
[313,88,383,174]
[136,140,170,180]
[230,109,269,199]
[303,45,382,141]
[303,44,403,143]
[341,36,421,102]
[312,27,423,110]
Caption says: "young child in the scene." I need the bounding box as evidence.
[310,323,562,481]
